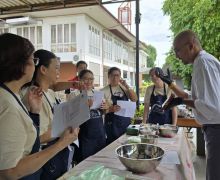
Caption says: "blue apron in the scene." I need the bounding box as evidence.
[105,85,131,144]
[79,109,106,161]
[40,139,69,180]
[148,84,172,125]
[20,113,41,180]
[0,83,41,180]
[40,92,69,180]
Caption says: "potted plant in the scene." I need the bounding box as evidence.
[131,104,144,124]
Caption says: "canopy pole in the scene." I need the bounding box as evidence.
[135,0,140,109]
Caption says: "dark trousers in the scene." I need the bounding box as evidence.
[203,125,220,180]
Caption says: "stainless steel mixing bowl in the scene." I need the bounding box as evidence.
[115,143,164,173]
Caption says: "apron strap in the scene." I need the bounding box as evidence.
[150,84,167,106]
[0,83,39,133]
[43,91,60,114]
[119,85,129,100]
[109,84,128,101]
[163,83,167,98]
[0,83,30,116]
[151,85,155,96]
[109,85,113,96]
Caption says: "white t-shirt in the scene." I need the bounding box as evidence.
[101,85,129,106]
[21,88,58,135]
[0,88,36,170]
[192,50,220,124]
[40,89,58,135]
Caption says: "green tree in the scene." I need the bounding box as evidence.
[142,44,157,82]
[144,44,157,68]
[162,0,220,89]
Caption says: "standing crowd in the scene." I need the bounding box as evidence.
[0,29,219,180]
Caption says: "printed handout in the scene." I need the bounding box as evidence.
[52,91,90,137]
[115,100,136,118]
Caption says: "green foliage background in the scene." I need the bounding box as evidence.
[144,44,157,68]
[162,0,220,89]
[142,44,157,84]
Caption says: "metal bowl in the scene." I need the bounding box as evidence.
[115,143,164,173]
[159,124,178,138]
[139,134,159,144]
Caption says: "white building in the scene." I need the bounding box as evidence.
[0,3,148,87]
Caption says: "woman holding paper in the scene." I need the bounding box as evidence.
[21,49,80,179]
[0,33,79,180]
[68,69,107,161]
[101,67,137,144]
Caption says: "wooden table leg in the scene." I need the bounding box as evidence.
[196,128,205,156]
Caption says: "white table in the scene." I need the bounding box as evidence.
[59,129,195,180]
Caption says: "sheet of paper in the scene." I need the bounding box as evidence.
[161,150,180,164]
[52,91,90,137]
[90,91,104,110]
[115,100,136,118]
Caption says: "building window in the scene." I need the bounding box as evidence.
[128,51,135,68]
[103,33,112,60]
[37,26,42,45]
[140,51,147,68]
[122,45,129,65]
[16,26,42,50]
[51,23,76,53]
[123,70,127,79]
[113,39,122,63]
[0,28,9,35]
[89,25,100,56]
[89,62,100,86]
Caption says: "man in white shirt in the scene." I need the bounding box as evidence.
[156,30,220,180]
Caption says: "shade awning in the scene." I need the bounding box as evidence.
[0,0,100,14]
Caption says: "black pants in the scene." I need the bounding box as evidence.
[203,125,220,180]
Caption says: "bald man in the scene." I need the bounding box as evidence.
[156,30,220,180]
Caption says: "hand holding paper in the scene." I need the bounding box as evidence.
[90,91,104,110]
[52,91,90,137]
[115,100,136,118]
[109,105,121,113]
[58,127,80,148]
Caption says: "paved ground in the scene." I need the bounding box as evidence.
[187,128,206,180]
[194,155,206,180]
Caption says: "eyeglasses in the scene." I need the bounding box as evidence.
[82,78,94,82]
[110,74,121,77]
[33,58,40,66]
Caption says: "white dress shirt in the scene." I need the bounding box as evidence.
[191,50,220,124]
